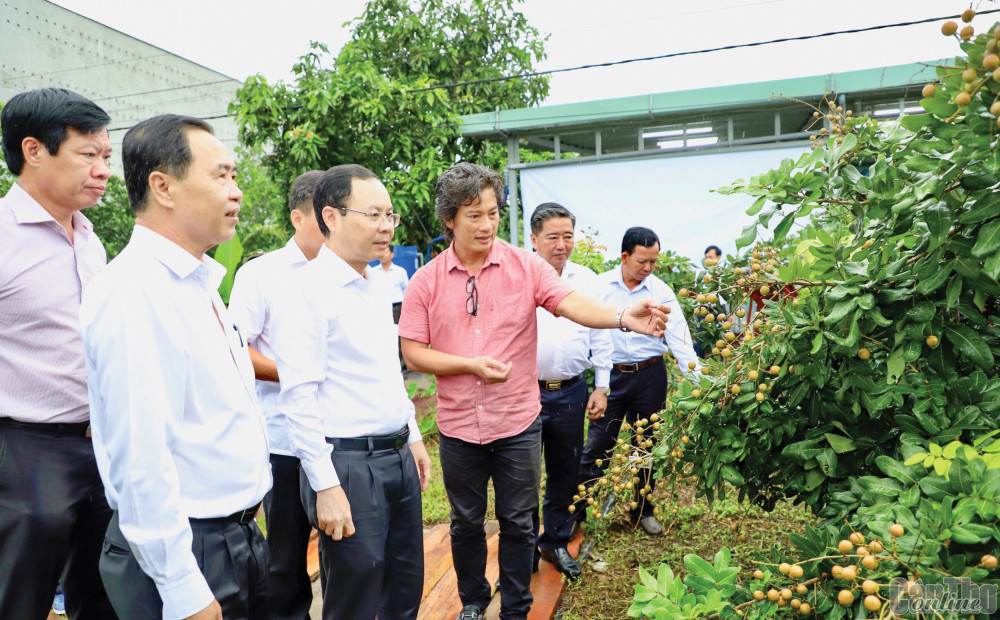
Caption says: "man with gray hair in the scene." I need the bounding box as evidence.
[399,162,669,620]
[528,202,612,581]
[228,170,327,620]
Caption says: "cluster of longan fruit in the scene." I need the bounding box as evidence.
[927,10,1000,120]
[808,97,855,151]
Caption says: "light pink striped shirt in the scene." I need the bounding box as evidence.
[399,239,573,444]
[0,183,106,423]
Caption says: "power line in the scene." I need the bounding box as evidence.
[410,10,1000,92]
[91,79,239,102]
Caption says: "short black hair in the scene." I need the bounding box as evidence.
[434,162,505,239]
[1,88,110,176]
[313,164,378,236]
[529,202,575,235]
[622,226,660,254]
[704,245,722,257]
[122,114,213,215]
[289,170,324,213]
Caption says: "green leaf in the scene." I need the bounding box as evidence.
[887,349,905,384]
[915,263,952,294]
[905,301,936,322]
[944,324,995,371]
[945,276,962,308]
[214,232,244,304]
[921,96,958,117]
[875,455,920,485]
[924,201,953,244]
[972,219,1000,257]
[735,223,757,250]
[746,196,767,216]
[824,433,856,453]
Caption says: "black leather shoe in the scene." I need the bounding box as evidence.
[456,605,483,620]
[636,515,663,536]
[540,547,582,580]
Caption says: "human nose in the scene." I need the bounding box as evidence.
[92,157,111,179]
[230,179,244,203]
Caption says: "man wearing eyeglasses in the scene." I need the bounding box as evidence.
[273,164,431,620]
[399,163,669,620]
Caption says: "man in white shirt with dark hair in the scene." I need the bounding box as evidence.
[228,169,326,620]
[274,163,431,620]
[529,202,613,581]
[80,114,271,620]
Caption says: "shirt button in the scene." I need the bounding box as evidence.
[477,381,481,385]
[475,329,480,334]
[478,405,483,410]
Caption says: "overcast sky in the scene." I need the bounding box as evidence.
[50,0,994,106]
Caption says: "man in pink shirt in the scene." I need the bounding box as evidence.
[399,163,668,620]
[0,88,117,619]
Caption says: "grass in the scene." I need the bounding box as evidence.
[558,482,815,619]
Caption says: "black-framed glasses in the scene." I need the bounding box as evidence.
[335,207,402,228]
[466,276,479,317]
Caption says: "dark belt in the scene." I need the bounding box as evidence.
[612,356,664,373]
[538,373,584,391]
[0,417,90,438]
[192,501,263,526]
[326,427,409,452]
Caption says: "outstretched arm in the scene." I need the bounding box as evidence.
[554,291,670,337]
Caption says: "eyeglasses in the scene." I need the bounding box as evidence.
[336,207,402,228]
[466,276,478,317]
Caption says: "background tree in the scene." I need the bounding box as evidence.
[230,0,549,250]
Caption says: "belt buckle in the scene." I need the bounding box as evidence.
[620,363,639,373]
[544,380,562,390]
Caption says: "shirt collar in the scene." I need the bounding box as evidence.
[613,264,650,293]
[282,236,310,267]
[316,244,369,289]
[443,237,507,274]
[7,182,96,236]
[130,225,227,289]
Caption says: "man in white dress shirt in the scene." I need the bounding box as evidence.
[273,164,432,620]
[80,115,272,620]
[376,244,410,369]
[529,203,612,581]
[0,88,118,620]
[578,227,700,537]
[228,170,325,620]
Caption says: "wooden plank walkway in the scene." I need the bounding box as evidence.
[306,522,583,619]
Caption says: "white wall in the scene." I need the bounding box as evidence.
[1,0,243,174]
[519,144,807,263]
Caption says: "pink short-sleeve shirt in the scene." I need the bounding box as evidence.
[399,239,573,444]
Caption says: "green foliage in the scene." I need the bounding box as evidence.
[609,20,1000,617]
[87,176,134,259]
[234,146,291,256]
[214,232,243,304]
[230,0,549,251]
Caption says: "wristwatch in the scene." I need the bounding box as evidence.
[595,387,610,396]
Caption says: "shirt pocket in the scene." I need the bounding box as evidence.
[489,288,527,340]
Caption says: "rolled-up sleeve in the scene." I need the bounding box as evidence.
[660,284,700,375]
[272,286,338,491]
[82,288,214,620]
[398,271,430,344]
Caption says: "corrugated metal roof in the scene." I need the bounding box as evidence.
[459,60,944,137]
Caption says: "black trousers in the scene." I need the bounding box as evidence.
[300,443,423,620]
[100,510,270,619]
[532,378,587,551]
[0,421,117,620]
[439,417,542,620]
[578,359,668,520]
[264,454,313,620]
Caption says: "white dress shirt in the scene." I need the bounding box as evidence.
[536,261,613,388]
[374,262,409,304]
[274,246,421,493]
[228,237,309,456]
[80,225,271,620]
[0,183,106,423]
[594,265,700,374]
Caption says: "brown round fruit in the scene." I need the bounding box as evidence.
[925,334,939,347]
[982,554,998,569]
[942,20,959,36]
[862,555,879,570]
[837,589,855,606]
[962,8,976,23]
[864,595,881,612]
[731,385,741,395]
[778,562,790,575]
[799,603,811,614]
[838,539,854,554]
[841,565,858,581]
[961,25,975,40]
[753,590,765,601]
[849,532,865,546]
[957,92,972,107]
[986,54,1000,70]
[756,392,765,402]
[831,565,843,578]
[889,523,905,538]
[780,588,793,600]
[922,83,937,97]
[963,68,979,83]
[788,564,804,579]
[767,589,780,601]
[869,540,884,553]
[753,569,764,580]
[862,580,879,594]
